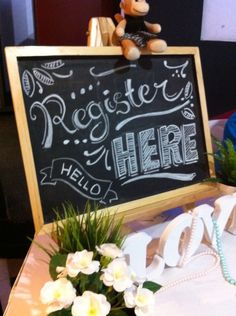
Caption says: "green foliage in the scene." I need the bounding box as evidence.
[49,254,67,280]
[45,202,126,298]
[38,202,162,316]
[210,137,236,186]
[51,202,125,256]
[143,280,162,293]
[110,310,135,316]
[49,309,71,316]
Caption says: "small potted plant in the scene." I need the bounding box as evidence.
[207,137,236,194]
[37,202,162,316]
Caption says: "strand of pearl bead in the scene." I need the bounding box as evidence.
[158,250,219,294]
[212,218,236,286]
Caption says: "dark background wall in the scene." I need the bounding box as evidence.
[34,0,119,45]
[34,0,236,118]
[150,0,236,118]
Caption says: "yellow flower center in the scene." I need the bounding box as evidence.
[137,295,147,305]
[114,268,124,280]
[88,299,100,316]
[79,257,90,268]
[53,290,62,300]
[89,307,97,316]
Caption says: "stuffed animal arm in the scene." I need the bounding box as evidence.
[116,19,127,37]
[144,21,161,34]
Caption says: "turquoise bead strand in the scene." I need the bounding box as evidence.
[212,218,236,286]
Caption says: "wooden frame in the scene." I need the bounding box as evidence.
[5,46,218,233]
[87,17,118,47]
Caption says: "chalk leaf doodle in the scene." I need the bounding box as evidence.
[22,70,35,97]
[19,55,209,210]
[21,59,73,97]
[33,68,54,85]
[181,108,195,120]
[41,60,65,70]
[184,81,193,99]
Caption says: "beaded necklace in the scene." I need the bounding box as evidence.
[212,218,236,286]
[158,214,220,293]
[158,250,219,293]
[158,216,236,294]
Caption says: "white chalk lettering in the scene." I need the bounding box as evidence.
[112,124,199,181]
[69,168,82,182]
[112,133,138,178]
[90,184,101,196]
[182,123,198,164]
[138,128,160,172]
[159,125,183,168]
[61,163,72,176]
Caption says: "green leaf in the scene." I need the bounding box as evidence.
[143,281,162,293]
[85,273,104,293]
[49,309,71,316]
[49,254,67,280]
[109,309,131,316]
[51,202,125,255]
[206,137,236,186]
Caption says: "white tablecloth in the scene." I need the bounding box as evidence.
[143,221,236,315]
[4,221,236,316]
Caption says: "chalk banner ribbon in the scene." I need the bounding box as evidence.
[40,158,118,204]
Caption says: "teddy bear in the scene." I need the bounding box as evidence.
[115,0,167,61]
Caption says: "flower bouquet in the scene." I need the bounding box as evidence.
[39,203,161,316]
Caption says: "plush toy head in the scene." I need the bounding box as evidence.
[116,0,167,60]
[120,0,150,17]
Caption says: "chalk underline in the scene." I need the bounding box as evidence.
[116,100,190,131]
[121,172,196,186]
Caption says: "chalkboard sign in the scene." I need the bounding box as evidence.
[5,46,216,232]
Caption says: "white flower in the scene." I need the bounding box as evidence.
[96,243,123,259]
[124,286,155,316]
[40,278,76,314]
[71,291,111,316]
[59,250,100,278]
[135,287,155,307]
[101,258,133,292]
[135,303,155,316]
[124,286,136,308]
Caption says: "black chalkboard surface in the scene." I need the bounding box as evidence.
[6,47,216,231]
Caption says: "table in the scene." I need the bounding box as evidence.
[3,219,236,316]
